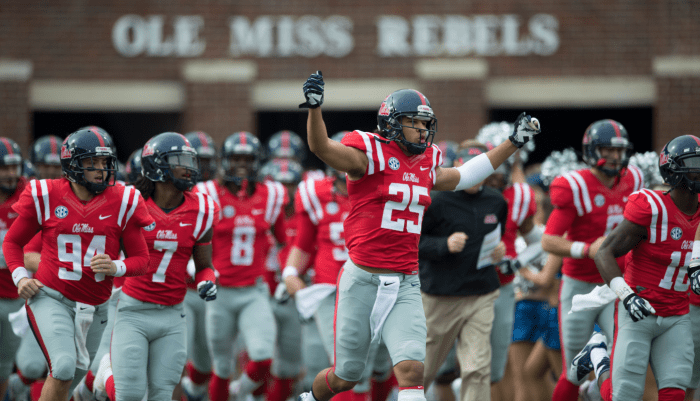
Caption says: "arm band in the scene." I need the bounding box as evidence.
[113,260,127,277]
[609,276,634,301]
[12,267,29,286]
[195,268,216,283]
[282,266,299,279]
[454,153,495,191]
[570,241,587,259]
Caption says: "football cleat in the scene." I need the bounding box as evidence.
[297,391,317,401]
[73,380,97,401]
[7,373,31,401]
[93,354,111,401]
[181,376,208,401]
[569,332,607,384]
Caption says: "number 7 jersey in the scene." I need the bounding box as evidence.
[623,188,700,316]
[341,130,442,274]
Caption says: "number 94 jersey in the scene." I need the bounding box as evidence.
[212,180,287,287]
[623,189,700,317]
[121,191,218,306]
[341,130,442,275]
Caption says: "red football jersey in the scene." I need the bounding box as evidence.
[545,167,643,283]
[341,131,442,274]
[499,183,538,285]
[294,177,351,285]
[623,189,700,316]
[8,179,153,305]
[0,178,27,299]
[122,191,218,306]
[212,180,287,287]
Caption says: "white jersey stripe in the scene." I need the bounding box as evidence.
[374,135,385,172]
[562,173,585,216]
[117,186,132,226]
[199,195,215,241]
[518,184,531,226]
[570,171,593,213]
[359,132,375,175]
[646,189,668,242]
[629,165,644,191]
[39,180,49,222]
[30,180,42,224]
[298,181,319,225]
[193,192,206,240]
[264,181,276,223]
[638,189,660,243]
[124,189,141,228]
[511,183,523,222]
[195,182,207,194]
[270,182,285,224]
[305,178,324,223]
[430,145,438,185]
[205,180,219,205]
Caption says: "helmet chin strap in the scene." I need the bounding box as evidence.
[396,130,427,155]
[594,158,622,177]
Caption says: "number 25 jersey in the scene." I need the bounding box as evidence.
[623,189,700,316]
[212,180,287,287]
[341,130,442,274]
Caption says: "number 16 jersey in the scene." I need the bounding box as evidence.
[341,130,442,275]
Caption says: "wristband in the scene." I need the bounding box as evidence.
[692,241,700,260]
[113,260,127,277]
[11,267,29,287]
[282,266,299,279]
[195,267,216,283]
[609,276,634,302]
[570,241,586,259]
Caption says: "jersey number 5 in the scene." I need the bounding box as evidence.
[381,183,429,234]
[659,251,690,292]
[57,234,107,282]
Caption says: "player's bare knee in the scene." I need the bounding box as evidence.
[394,360,424,386]
[50,356,76,382]
[330,375,357,393]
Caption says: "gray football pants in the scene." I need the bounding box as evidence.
[0,298,24,380]
[184,289,211,374]
[689,304,700,389]
[205,283,276,378]
[111,292,187,401]
[559,275,615,385]
[611,303,693,400]
[16,331,46,381]
[270,298,302,378]
[88,288,120,374]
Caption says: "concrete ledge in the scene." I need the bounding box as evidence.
[253,79,420,110]
[487,76,656,106]
[30,80,184,111]
[415,59,488,80]
[182,60,257,83]
[653,56,700,77]
[0,60,32,82]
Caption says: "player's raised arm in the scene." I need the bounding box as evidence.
[433,112,541,191]
[300,71,368,177]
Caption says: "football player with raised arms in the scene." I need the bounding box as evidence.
[2,127,153,401]
[543,120,644,401]
[296,71,541,401]
[574,135,700,401]
[92,132,218,401]
[206,131,287,401]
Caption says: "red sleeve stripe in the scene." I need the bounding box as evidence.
[359,132,375,175]
[638,189,667,243]
[299,180,322,225]
[561,173,585,216]
[270,181,286,224]
[512,183,532,226]
[374,135,386,172]
[30,180,43,224]
[117,186,134,226]
[193,192,207,240]
[124,189,141,228]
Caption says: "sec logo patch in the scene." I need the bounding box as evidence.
[388,157,400,170]
[144,222,156,231]
[671,227,683,240]
[223,205,235,218]
[594,194,605,207]
[54,206,68,219]
[326,202,339,215]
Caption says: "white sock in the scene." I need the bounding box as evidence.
[236,373,260,397]
[397,389,426,401]
[590,348,607,369]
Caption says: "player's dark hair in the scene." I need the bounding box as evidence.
[134,175,155,200]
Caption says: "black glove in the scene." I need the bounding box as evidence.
[509,112,541,148]
[622,293,655,322]
[299,71,324,109]
[197,281,217,301]
[498,259,522,275]
[689,260,700,295]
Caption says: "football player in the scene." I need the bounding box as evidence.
[185,131,218,182]
[0,138,28,399]
[576,135,700,401]
[30,135,63,180]
[2,127,153,401]
[206,131,287,401]
[543,120,644,401]
[296,71,540,401]
[92,132,218,401]
[267,130,307,163]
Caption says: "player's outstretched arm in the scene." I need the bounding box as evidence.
[433,112,540,191]
[301,72,368,178]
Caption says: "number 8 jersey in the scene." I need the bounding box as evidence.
[623,189,700,316]
[341,130,442,275]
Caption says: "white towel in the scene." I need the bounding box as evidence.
[8,305,29,337]
[369,276,400,345]
[569,285,617,314]
[74,302,95,370]
[295,284,336,320]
